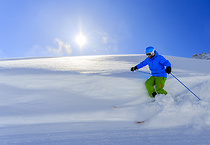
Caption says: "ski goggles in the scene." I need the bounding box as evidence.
[146,49,155,56]
[146,53,152,56]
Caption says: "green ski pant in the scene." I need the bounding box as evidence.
[145,76,168,97]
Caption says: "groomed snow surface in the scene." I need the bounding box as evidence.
[0,55,209,145]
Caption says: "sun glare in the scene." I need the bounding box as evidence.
[75,33,87,47]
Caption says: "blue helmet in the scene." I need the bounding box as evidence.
[145,46,155,54]
[145,46,156,56]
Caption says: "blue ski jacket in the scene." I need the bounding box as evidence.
[136,51,171,78]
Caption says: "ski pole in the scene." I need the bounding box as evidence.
[170,72,201,100]
[136,70,150,75]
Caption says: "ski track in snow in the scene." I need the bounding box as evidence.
[0,55,209,145]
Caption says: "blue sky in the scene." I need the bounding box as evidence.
[0,0,210,58]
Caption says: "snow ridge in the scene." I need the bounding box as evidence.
[192,52,210,60]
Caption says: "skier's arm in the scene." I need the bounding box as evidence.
[160,56,171,74]
[136,59,148,69]
[131,59,148,72]
[160,56,171,67]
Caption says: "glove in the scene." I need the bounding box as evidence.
[131,66,138,72]
[165,66,171,74]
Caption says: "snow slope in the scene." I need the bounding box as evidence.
[0,55,209,145]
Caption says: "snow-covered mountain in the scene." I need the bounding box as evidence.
[192,52,210,60]
[0,55,209,145]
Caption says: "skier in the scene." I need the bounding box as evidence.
[131,46,171,98]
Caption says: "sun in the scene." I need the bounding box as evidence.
[75,33,87,47]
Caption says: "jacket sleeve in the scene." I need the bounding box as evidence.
[160,56,171,67]
[136,58,148,69]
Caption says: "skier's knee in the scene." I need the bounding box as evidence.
[145,80,149,86]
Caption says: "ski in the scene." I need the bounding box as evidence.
[148,98,155,103]
[113,106,147,124]
[136,120,146,124]
[112,106,119,109]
